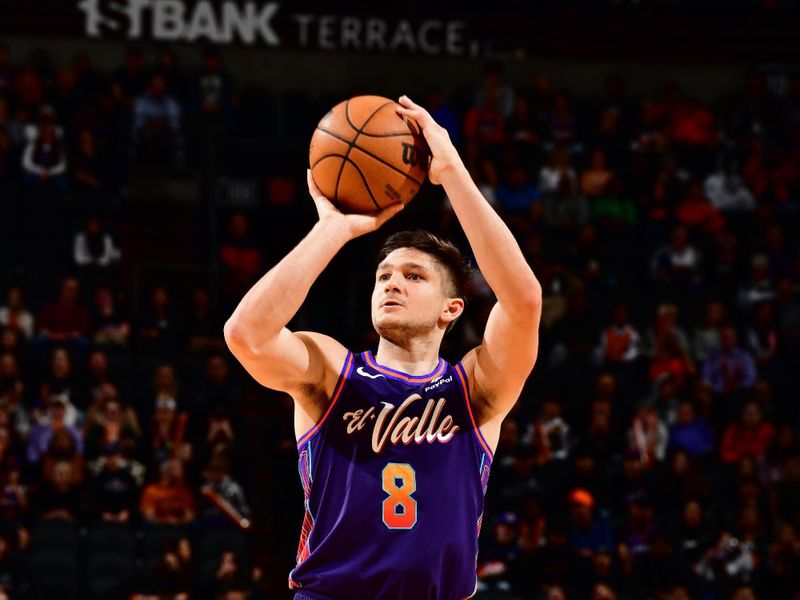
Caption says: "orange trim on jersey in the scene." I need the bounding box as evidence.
[454,363,494,461]
[296,351,353,447]
[363,351,447,383]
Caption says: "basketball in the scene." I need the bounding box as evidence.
[309,95,429,214]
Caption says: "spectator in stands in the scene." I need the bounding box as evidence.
[675,499,714,569]
[70,128,103,198]
[704,156,756,213]
[463,88,505,147]
[545,91,579,151]
[619,491,659,561]
[0,462,28,527]
[506,95,539,158]
[648,329,695,392]
[543,167,589,229]
[111,47,147,109]
[529,397,571,465]
[702,326,758,402]
[720,401,775,464]
[85,354,111,407]
[219,212,263,304]
[209,551,249,599]
[26,394,83,465]
[138,286,183,357]
[0,286,33,340]
[89,442,140,523]
[474,61,514,118]
[184,288,224,354]
[140,458,196,525]
[37,345,86,415]
[667,400,714,457]
[21,120,67,189]
[566,488,613,556]
[72,216,121,277]
[148,536,194,597]
[581,149,615,200]
[650,227,703,301]
[594,303,641,366]
[190,354,242,427]
[193,48,235,126]
[200,454,250,527]
[693,300,727,363]
[91,285,130,346]
[496,165,542,229]
[742,138,799,207]
[156,48,188,105]
[676,181,725,235]
[476,511,521,593]
[148,391,191,470]
[84,394,140,461]
[36,276,92,348]
[539,145,578,198]
[0,354,27,440]
[738,254,776,310]
[40,425,85,489]
[132,73,183,164]
[627,405,668,468]
[33,458,82,521]
[745,301,778,376]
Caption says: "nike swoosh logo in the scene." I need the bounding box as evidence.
[356,366,385,379]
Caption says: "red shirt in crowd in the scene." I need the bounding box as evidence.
[720,422,775,464]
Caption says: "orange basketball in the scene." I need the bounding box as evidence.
[309,95,429,214]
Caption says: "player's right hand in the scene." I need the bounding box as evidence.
[307,169,403,240]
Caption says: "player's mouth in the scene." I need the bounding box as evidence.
[381,299,404,308]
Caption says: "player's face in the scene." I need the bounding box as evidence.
[371,248,453,344]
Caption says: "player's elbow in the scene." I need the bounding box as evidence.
[516,276,543,314]
[223,318,249,353]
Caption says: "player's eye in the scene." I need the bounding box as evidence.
[378,273,390,281]
[407,273,421,280]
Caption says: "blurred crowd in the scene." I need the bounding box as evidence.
[0,36,800,600]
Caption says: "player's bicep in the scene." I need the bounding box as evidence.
[227,328,346,395]
[468,301,541,418]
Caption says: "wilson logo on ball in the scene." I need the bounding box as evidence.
[401,142,423,167]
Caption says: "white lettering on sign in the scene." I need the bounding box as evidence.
[76,2,472,55]
[77,0,280,46]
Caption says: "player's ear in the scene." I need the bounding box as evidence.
[442,297,464,325]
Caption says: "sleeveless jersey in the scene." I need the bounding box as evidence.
[289,350,494,600]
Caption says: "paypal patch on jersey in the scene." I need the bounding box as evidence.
[289,350,493,600]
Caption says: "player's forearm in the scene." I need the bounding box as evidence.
[224,220,350,348]
[440,163,541,312]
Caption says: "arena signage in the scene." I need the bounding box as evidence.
[74,1,472,56]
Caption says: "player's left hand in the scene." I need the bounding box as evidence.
[396,95,463,185]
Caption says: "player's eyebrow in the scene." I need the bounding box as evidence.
[376,261,431,273]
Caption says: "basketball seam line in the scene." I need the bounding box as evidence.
[342,99,396,210]
[332,99,354,207]
[343,107,416,139]
[316,126,425,188]
[310,154,381,210]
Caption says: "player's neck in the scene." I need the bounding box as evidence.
[375,337,441,376]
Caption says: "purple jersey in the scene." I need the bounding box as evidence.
[289,350,494,600]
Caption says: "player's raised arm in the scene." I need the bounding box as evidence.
[223,171,403,403]
[396,96,542,427]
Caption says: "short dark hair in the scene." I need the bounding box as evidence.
[377,230,470,299]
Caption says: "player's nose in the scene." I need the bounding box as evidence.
[383,273,402,292]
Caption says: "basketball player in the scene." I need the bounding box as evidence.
[224,96,542,599]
